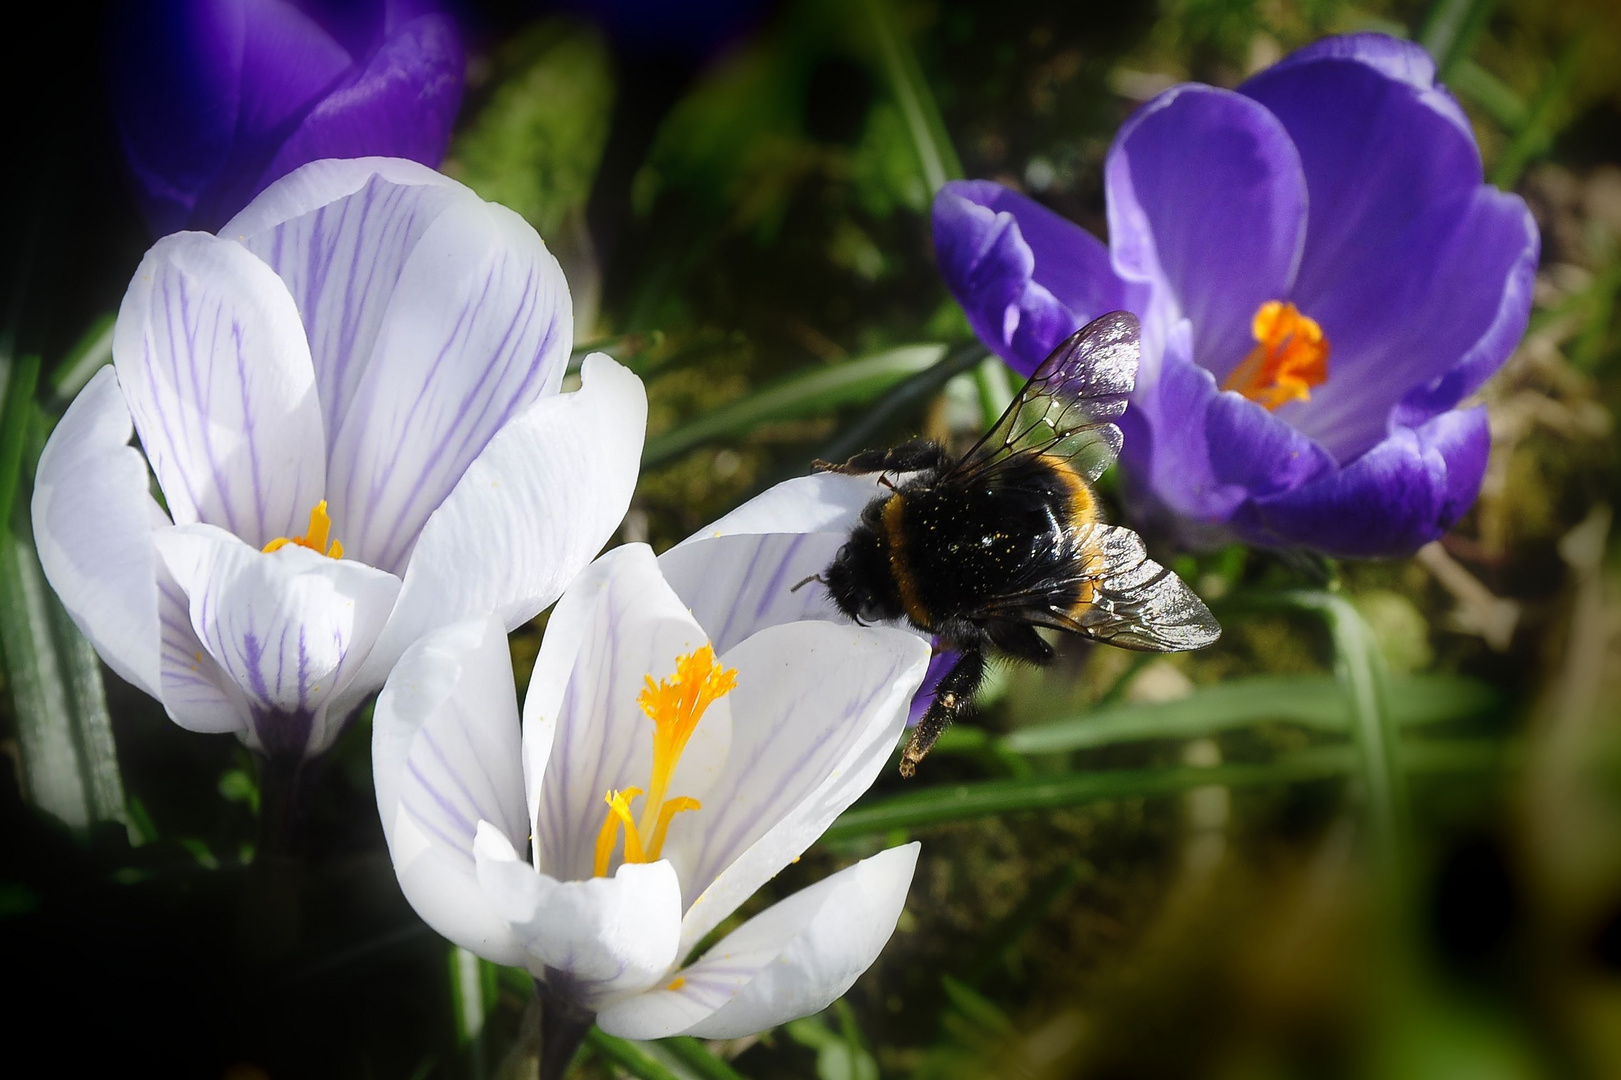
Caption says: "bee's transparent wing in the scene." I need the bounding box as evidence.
[1047,524,1220,651]
[951,311,1139,484]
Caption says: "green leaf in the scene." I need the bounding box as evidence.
[1490,39,1584,190]
[823,740,1502,840]
[1417,0,1500,81]
[0,530,97,832]
[586,1029,686,1080]
[643,344,947,465]
[860,0,962,192]
[450,948,485,1044]
[0,353,40,527]
[1004,672,1501,754]
[48,313,115,406]
[1448,59,1528,130]
[658,1037,750,1080]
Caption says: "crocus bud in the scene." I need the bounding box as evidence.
[106,0,464,235]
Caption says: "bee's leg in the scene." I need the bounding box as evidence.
[987,621,1055,665]
[813,439,950,476]
[900,648,985,778]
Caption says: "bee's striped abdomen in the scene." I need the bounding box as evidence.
[880,493,931,628]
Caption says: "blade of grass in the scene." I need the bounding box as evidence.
[0,528,91,830]
[643,344,946,466]
[861,0,962,192]
[658,1037,749,1080]
[1261,591,1410,914]
[48,313,114,405]
[824,739,1501,841]
[827,752,1347,840]
[1417,0,1500,81]
[51,590,125,827]
[0,354,40,526]
[972,356,1014,432]
[585,1029,686,1080]
[1490,38,1584,190]
[813,341,987,465]
[1005,672,1500,754]
[1448,59,1528,130]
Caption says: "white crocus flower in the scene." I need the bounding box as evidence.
[32,158,645,762]
[374,541,930,1039]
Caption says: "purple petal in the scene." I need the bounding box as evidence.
[108,0,352,234]
[1241,33,1538,461]
[906,646,959,728]
[1118,321,1248,527]
[1105,85,1306,381]
[1204,390,1335,499]
[258,13,464,191]
[1240,407,1491,557]
[934,180,1140,375]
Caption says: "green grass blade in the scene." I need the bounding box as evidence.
[586,1029,686,1080]
[825,739,1501,841]
[48,313,115,405]
[1004,672,1501,754]
[861,0,962,192]
[813,342,986,465]
[1448,59,1528,129]
[642,344,946,466]
[658,1037,749,1080]
[824,752,1351,840]
[0,354,40,526]
[0,528,91,830]
[1267,591,1410,913]
[1490,38,1584,190]
[49,592,125,827]
[1417,0,1499,81]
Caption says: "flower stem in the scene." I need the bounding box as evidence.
[236,751,318,963]
[535,979,594,1080]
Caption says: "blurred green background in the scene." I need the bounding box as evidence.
[4,0,1621,1076]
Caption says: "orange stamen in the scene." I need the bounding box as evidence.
[592,645,736,877]
[263,500,344,558]
[1222,300,1330,410]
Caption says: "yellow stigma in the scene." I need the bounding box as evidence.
[263,500,344,559]
[592,644,737,877]
[1222,300,1330,410]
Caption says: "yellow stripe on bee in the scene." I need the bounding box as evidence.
[880,494,931,628]
[1038,454,1104,614]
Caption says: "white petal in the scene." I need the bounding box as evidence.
[658,531,850,655]
[224,158,466,440]
[373,616,528,967]
[346,354,645,709]
[154,569,247,735]
[32,367,162,698]
[155,525,400,757]
[113,231,326,547]
[475,824,684,1006]
[666,620,927,952]
[324,194,573,574]
[528,545,729,884]
[670,472,887,549]
[597,843,919,1040]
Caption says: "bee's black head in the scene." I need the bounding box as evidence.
[825,524,906,625]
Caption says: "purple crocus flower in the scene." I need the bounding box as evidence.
[933,34,1539,557]
[107,0,464,235]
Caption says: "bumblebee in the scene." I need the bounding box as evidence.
[816,311,1220,776]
